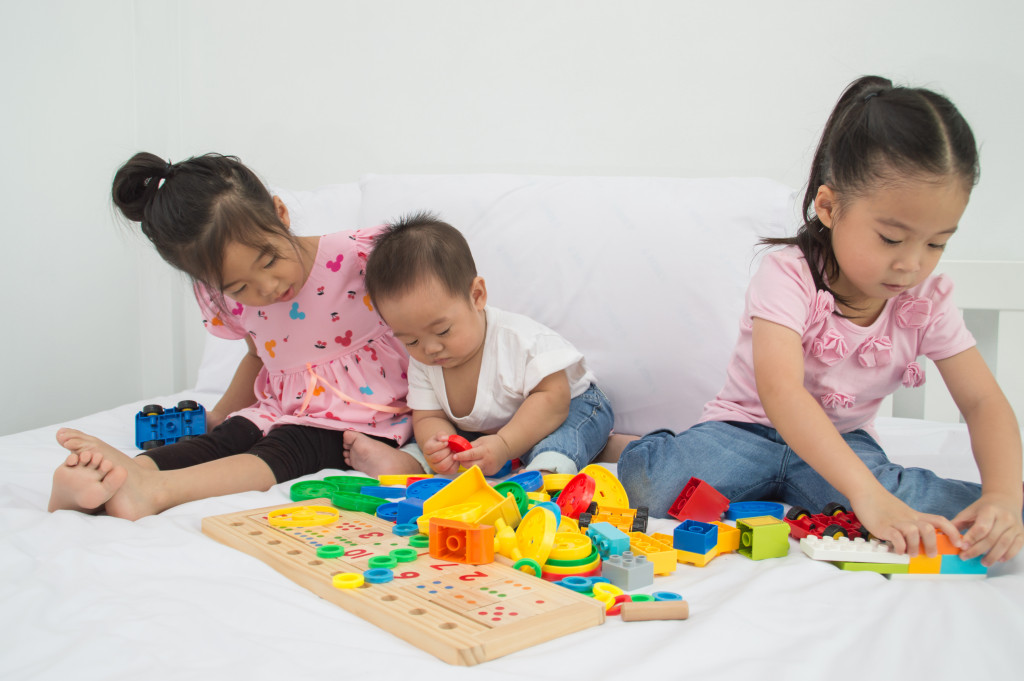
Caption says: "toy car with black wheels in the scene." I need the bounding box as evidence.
[784,502,867,540]
[134,400,207,450]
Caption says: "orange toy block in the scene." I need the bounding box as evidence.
[429,517,495,565]
[907,553,942,574]
[711,521,740,553]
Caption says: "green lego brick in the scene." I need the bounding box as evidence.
[834,560,909,574]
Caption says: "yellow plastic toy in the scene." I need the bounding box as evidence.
[267,505,339,528]
[548,532,594,561]
[542,473,574,493]
[332,573,365,589]
[416,502,484,534]
[579,464,630,508]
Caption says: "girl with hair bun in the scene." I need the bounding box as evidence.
[49,153,423,520]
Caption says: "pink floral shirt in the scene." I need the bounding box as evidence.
[196,228,412,443]
[701,246,975,434]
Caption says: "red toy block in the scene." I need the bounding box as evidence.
[428,517,495,565]
[668,477,729,522]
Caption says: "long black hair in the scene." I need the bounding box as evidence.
[763,76,979,307]
[111,152,297,290]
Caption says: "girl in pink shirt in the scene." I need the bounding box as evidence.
[49,153,419,520]
[617,76,1023,565]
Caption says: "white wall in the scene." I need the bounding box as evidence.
[2,0,1022,435]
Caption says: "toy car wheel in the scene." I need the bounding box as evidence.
[785,506,810,521]
[176,400,199,411]
[587,501,599,515]
[631,515,648,533]
[577,512,592,529]
[142,404,164,416]
[822,523,847,539]
[821,502,848,516]
[141,440,164,450]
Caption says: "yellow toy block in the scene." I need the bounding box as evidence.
[907,553,942,574]
[377,473,433,486]
[712,521,740,553]
[651,531,721,567]
[629,532,677,575]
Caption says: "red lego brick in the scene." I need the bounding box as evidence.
[667,477,729,522]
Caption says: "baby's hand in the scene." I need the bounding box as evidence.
[953,492,1024,565]
[850,490,961,557]
[452,435,511,477]
[422,433,459,476]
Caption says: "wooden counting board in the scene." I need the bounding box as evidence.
[201,499,605,665]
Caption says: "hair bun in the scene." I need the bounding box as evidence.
[111,151,171,223]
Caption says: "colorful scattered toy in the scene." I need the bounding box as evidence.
[724,501,784,521]
[602,551,655,591]
[134,400,206,450]
[428,517,495,564]
[667,477,729,523]
[736,516,790,560]
[785,502,867,540]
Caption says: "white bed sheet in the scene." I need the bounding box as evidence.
[2,392,1022,680]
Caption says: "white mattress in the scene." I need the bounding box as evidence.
[2,391,1022,680]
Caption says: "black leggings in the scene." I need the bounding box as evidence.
[141,416,356,483]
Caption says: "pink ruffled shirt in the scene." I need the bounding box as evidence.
[195,227,412,443]
[701,246,975,435]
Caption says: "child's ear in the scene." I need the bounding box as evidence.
[814,185,837,229]
[470,276,487,310]
[272,196,291,228]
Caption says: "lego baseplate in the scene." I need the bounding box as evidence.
[201,499,605,666]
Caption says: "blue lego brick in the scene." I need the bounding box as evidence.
[724,501,784,521]
[134,402,207,450]
[587,522,631,559]
[602,551,655,591]
[396,498,425,524]
[673,520,718,554]
[941,554,988,575]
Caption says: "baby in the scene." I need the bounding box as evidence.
[365,212,614,476]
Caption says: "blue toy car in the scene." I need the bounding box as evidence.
[134,400,207,450]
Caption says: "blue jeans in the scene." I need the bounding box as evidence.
[457,384,614,475]
[618,420,986,519]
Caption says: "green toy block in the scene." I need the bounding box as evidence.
[834,560,909,574]
[736,516,789,560]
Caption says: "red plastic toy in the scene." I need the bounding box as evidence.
[784,502,867,540]
[556,473,596,519]
[667,477,729,522]
[447,434,473,453]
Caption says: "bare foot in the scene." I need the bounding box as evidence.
[48,448,128,513]
[51,428,162,520]
[595,433,640,464]
[343,431,424,477]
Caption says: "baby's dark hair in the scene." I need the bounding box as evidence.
[111,152,298,290]
[764,75,979,303]
[365,212,477,306]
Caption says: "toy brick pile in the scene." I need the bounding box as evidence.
[290,460,986,619]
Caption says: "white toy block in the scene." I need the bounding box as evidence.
[800,536,910,564]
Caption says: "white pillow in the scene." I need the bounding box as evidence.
[357,174,798,436]
[192,183,364,395]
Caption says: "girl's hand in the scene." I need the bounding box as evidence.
[850,489,962,557]
[452,435,512,477]
[953,493,1024,565]
[422,433,458,476]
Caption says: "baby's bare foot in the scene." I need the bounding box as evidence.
[343,431,424,477]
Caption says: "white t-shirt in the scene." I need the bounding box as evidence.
[406,306,595,433]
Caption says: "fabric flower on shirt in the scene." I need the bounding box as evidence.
[809,289,836,325]
[821,392,856,409]
[857,336,893,368]
[901,362,925,388]
[895,295,932,329]
[810,327,849,366]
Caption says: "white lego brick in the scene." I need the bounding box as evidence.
[800,536,910,564]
